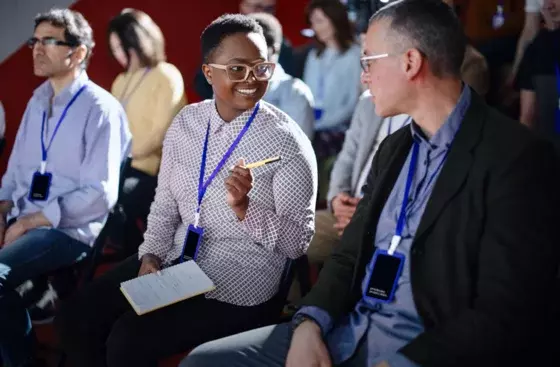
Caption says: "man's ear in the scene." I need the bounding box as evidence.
[202,64,213,85]
[70,45,88,66]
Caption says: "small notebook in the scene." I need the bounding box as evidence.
[120,260,215,315]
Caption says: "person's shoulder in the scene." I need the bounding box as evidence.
[475,100,552,163]
[151,62,184,83]
[283,77,314,102]
[173,99,210,121]
[83,81,123,113]
[342,43,361,58]
[258,101,313,149]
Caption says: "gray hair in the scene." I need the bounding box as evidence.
[370,0,466,78]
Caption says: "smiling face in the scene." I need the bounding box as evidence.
[202,32,269,119]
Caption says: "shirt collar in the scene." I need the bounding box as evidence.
[410,85,471,149]
[209,101,261,135]
[34,71,89,107]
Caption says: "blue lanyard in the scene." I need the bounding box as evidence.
[554,64,560,133]
[40,84,87,173]
[388,139,453,255]
[195,103,260,226]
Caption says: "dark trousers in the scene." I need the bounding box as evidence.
[110,164,157,256]
[54,255,279,367]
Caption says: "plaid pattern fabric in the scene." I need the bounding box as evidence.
[138,100,318,306]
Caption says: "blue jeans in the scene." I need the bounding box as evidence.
[0,228,90,367]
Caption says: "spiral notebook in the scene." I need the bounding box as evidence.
[120,260,215,315]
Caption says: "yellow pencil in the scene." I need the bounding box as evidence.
[230,156,282,171]
[245,156,281,169]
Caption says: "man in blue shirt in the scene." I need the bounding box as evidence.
[0,8,130,367]
[181,1,560,366]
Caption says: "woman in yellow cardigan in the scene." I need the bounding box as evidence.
[108,9,186,253]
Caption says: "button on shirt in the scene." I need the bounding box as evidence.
[298,86,471,367]
[138,100,317,306]
[0,72,131,245]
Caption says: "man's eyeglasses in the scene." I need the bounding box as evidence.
[208,62,276,82]
[360,53,390,72]
[27,37,74,49]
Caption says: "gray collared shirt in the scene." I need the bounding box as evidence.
[0,72,131,245]
[298,86,472,367]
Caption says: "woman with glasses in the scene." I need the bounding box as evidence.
[106,9,186,255]
[304,0,362,159]
[54,14,317,367]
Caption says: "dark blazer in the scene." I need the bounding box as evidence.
[299,92,560,366]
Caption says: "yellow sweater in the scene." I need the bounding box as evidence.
[111,62,186,176]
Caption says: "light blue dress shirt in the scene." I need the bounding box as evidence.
[0,72,131,245]
[264,63,315,140]
[298,86,472,367]
[303,44,362,132]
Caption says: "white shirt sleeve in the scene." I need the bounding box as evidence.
[525,0,542,13]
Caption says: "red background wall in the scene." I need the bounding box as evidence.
[0,0,309,174]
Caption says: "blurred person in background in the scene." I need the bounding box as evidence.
[0,8,130,367]
[0,101,5,155]
[251,12,315,140]
[304,0,361,200]
[508,0,543,85]
[518,0,560,151]
[107,9,186,255]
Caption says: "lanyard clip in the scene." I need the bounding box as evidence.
[388,235,401,256]
[193,212,200,228]
[40,161,47,175]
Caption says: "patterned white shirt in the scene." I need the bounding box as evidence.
[138,100,318,306]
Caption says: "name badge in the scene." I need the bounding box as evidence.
[180,224,204,262]
[364,249,405,303]
[29,171,52,201]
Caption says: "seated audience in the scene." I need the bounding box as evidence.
[306,0,490,269]
[107,8,186,255]
[304,0,362,158]
[251,12,315,140]
[518,0,560,150]
[0,8,130,367]
[54,14,317,367]
[182,1,560,366]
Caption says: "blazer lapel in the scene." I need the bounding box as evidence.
[414,94,486,241]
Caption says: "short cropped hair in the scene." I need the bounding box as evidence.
[200,14,264,63]
[249,13,283,53]
[34,8,95,67]
[370,0,466,78]
[107,9,166,68]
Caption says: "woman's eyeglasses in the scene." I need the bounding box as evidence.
[27,37,74,49]
[360,53,390,72]
[208,62,276,82]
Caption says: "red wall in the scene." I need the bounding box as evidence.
[0,0,309,174]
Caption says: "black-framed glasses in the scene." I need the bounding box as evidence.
[208,62,276,82]
[27,37,74,49]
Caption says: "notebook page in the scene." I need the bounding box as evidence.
[120,260,215,315]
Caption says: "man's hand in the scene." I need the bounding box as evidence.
[138,254,162,276]
[332,193,361,236]
[286,320,332,367]
[3,212,51,246]
[4,218,29,246]
[225,158,254,221]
